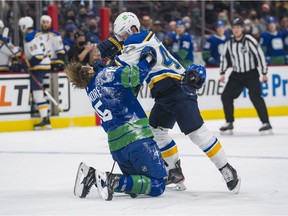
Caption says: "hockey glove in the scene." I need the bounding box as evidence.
[93,60,107,72]
[51,62,65,71]
[97,35,123,59]
[139,46,157,69]
[183,64,206,90]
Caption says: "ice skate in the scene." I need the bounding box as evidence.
[95,171,121,201]
[259,123,273,135]
[219,122,233,135]
[166,159,186,191]
[74,162,96,198]
[219,163,241,194]
[34,116,52,130]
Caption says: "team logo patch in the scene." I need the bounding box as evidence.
[141,166,147,172]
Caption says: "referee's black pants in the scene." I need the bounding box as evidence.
[221,69,269,123]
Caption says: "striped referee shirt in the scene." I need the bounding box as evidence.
[220,34,268,75]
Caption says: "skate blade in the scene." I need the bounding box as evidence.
[95,170,113,201]
[232,176,241,194]
[34,125,52,130]
[74,162,89,197]
[260,129,273,135]
[167,181,187,191]
[220,129,233,135]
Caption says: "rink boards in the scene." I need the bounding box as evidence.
[0,66,287,132]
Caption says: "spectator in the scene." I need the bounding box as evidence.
[141,15,153,30]
[202,20,227,67]
[281,16,288,63]
[152,20,165,42]
[259,3,271,33]
[67,30,94,65]
[85,18,101,44]
[248,10,261,40]
[63,23,77,52]
[163,20,176,51]
[217,10,232,38]
[260,16,286,65]
[78,6,89,32]
[170,20,193,68]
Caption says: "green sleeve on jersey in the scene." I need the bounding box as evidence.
[202,50,211,61]
[121,65,141,88]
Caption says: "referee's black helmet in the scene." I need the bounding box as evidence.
[232,18,244,27]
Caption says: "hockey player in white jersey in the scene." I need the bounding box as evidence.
[0,19,21,72]
[39,15,65,71]
[99,12,241,193]
[19,16,52,130]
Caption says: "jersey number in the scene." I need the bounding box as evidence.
[94,100,112,122]
[159,45,181,69]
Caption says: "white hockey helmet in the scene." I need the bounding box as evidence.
[19,16,34,33]
[40,15,52,24]
[113,12,140,41]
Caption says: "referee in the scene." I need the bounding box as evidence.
[219,18,272,132]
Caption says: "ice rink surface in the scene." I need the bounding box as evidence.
[1,116,288,216]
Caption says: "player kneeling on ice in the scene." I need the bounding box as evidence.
[65,46,168,201]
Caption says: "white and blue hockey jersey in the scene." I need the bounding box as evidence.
[0,35,21,71]
[115,30,185,98]
[38,30,65,65]
[23,30,51,71]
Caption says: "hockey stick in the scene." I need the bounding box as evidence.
[2,27,63,112]
[25,66,63,112]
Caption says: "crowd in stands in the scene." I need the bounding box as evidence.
[1,0,288,72]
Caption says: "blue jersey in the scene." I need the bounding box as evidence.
[260,31,286,65]
[170,32,193,67]
[86,62,153,152]
[115,30,185,98]
[202,34,226,66]
[283,29,288,63]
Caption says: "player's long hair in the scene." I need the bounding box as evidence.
[64,62,94,89]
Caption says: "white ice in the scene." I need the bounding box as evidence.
[1,116,288,215]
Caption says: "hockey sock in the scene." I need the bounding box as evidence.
[188,124,227,169]
[33,90,48,118]
[159,140,179,170]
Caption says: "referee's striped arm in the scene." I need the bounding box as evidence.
[245,35,268,75]
[219,40,230,75]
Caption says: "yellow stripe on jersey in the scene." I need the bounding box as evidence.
[114,59,122,66]
[143,31,153,42]
[0,67,10,71]
[161,145,178,159]
[38,104,48,110]
[205,141,222,158]
[51,60,64,64]
[148,73,182,89]
[30,65,51,71]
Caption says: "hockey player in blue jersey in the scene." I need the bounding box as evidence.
[99,12,241,193]
[66,46,167,201]
[170,20,194,68]
[202,20,227,67]
[260,16,286,65]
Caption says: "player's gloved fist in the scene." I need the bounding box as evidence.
[52,63,65,71]
[183,64,206,90]
[97,35,123,59]
[93,60,107,72]
[139,46,157,69]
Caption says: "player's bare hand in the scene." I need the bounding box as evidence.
[262,74,268,83]
[220,74,225,83]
